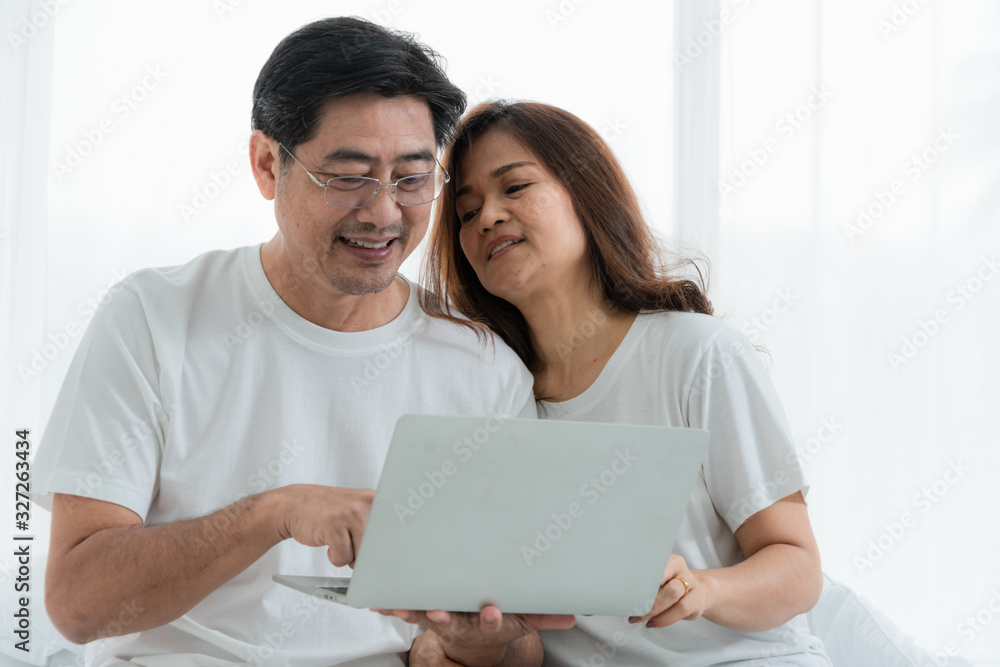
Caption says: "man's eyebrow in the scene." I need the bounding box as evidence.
[319,148,437,166]
[456,161,536,198]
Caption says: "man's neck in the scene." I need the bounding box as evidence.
[259,241,409,332]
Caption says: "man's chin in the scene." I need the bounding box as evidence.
[327,270,400,296]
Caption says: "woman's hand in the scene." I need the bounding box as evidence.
[631,492,823,633]
[629,554,717,629]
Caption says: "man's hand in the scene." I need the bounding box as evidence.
[273,484,375,567]
[384,605,575,666]
[409,630,462,666]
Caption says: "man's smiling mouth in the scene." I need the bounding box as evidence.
[343,238,392,250]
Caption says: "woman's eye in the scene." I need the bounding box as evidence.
[459,208,480,225]
[506,183,531,195]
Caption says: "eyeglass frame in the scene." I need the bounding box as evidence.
[277,142,450,209]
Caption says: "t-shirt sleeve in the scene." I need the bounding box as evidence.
[513,371,537,419]
[32,282,166,520]
[684,325,808,534]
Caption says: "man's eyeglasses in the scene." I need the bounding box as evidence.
[279,143,449,209]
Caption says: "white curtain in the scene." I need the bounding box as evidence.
[1,3,80,664]
[709,1,1000,663]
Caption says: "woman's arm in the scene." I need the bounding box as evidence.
[635,491,823,632]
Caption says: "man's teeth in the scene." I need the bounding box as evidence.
[345,238,390,249]
[490,240,521,257]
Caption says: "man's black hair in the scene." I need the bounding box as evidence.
[252,17,466,165]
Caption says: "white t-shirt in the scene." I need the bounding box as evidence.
[537,311,831,667]
[33,244,535,667]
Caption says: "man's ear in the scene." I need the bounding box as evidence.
[250,130,280,200]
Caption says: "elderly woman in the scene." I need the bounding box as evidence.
[414,100,831,666]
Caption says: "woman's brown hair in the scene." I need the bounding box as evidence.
[421,100,712,373]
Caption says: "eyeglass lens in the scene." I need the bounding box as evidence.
[324,174,446,208]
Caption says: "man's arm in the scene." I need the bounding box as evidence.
[45,484,373,643]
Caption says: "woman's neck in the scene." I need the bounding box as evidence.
[514,281,636,402]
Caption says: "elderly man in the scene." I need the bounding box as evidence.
[34,17,558,666]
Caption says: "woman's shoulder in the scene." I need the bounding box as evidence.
[636,310,741,351]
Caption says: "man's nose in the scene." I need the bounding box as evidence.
[357,184,403,225]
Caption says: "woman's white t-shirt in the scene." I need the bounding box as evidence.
[538,311,831,667]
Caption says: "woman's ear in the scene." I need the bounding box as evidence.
[249,130,279,200]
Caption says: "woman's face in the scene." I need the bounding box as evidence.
[456,130,590,304]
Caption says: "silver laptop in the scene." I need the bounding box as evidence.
[274,414,708,616]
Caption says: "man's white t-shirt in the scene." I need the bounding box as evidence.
[538,311,831,667]
[32,244,535,667]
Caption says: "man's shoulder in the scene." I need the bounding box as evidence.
[121,245,250,296]
[87,245,253,338]
[404,286,526,372]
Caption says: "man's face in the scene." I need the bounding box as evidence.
[272,94,438,296]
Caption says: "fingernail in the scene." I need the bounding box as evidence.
[645,620,656,628]
[627,616,641,624]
